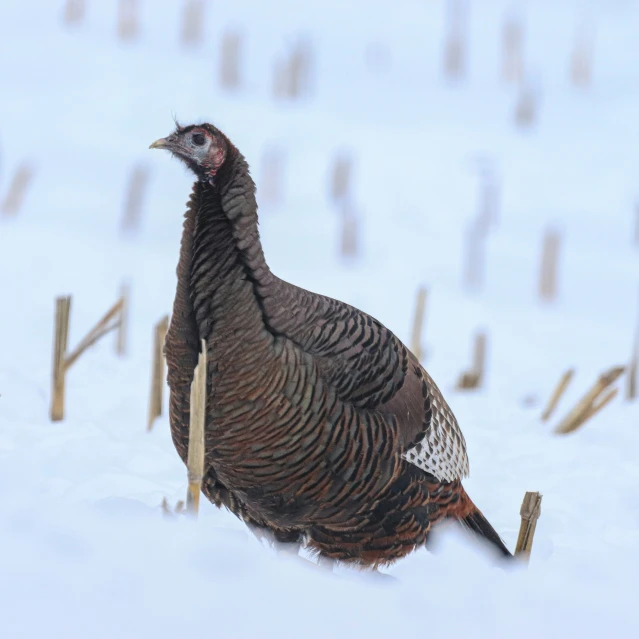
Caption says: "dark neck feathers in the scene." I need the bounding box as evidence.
[183,148,274,349]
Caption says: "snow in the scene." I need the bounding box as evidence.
[1,0,639,637]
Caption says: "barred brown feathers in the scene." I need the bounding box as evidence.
[154,122,511,565]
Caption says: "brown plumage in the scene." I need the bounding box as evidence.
[150,122,511,565]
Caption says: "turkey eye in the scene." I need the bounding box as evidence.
[192,133,205,146]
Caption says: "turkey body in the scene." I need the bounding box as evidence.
[164,143,510,565]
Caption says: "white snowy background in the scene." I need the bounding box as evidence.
[1,0,638,637]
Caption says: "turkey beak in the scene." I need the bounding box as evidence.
[149,137,171,150]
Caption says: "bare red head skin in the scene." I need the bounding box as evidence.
[149,122,228,184]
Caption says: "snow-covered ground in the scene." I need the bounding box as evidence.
[1,0,638,637]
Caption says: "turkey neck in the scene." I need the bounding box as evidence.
[185,151,275,356]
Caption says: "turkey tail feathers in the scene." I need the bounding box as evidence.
[460,509,513,558]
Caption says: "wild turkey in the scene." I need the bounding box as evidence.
[150,122,512,565]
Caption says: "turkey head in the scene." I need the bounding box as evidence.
[150,123,228,182]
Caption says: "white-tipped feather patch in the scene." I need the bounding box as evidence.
[402,371,469,483]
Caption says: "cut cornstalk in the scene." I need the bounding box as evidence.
[181,0,204,47]
[514,82,538,129]
[570,28,593,88]
[1,164,34,217]
[50,289,129,421]
[515,491,542,562]
[117,0,139,42]
[273,41,313,100]
[541,368,574,421]
[116,283,129,356]
[410,287,428,362]
[554,366,625,435]
[220,31,242,90]
[582,387,618,423]
[502,12,523,85]
[50,296,71,422]
[539,229,561,302]
[63,0,84,25]
[455,331,487,390]
[288,40,312,98]
[330,153,353,205]
[443,0,467,80]
[147,315,169,431]
[65,298,123,369]
[186,340,207,517]
[161,497,186,518]
[473,332,486,382]
[339,204,359,260]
